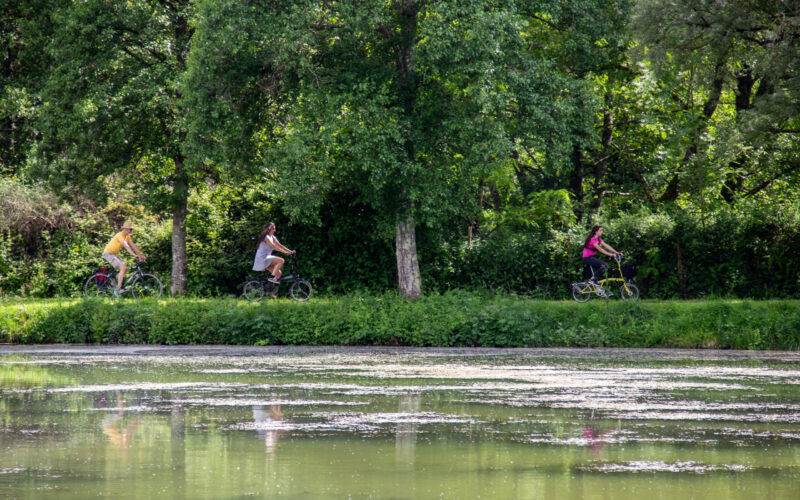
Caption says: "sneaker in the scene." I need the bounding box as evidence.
[113,287,128,297]
[268,277,280,284]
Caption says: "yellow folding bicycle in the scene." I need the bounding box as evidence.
[571,254,639,302]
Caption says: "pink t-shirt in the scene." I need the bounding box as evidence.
[583,237,602,258]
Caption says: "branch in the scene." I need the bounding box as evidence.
[768,127,800,134]
[590,152,618,167]
[743,179,773,198]
[120,46,155,68]
[527,13,558,30]
[623,146,655,203]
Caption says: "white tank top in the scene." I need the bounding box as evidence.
[254,235,275,262]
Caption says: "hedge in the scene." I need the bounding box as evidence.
[1,294,799,350]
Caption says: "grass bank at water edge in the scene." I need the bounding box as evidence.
[1,294,798,350]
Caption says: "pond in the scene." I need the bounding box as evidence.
[1,346,799,499]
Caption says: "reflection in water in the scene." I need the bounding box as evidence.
[0,358,74,388]
[0,346,799,500]
[396,392,421,467]
[171,402,186,499]
[100,391,140,448]
[252,404,283,454]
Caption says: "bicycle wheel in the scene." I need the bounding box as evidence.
[243,280,265,301]
[571,283,591,302]
[619,282,640,301]
[84,273,115,298]
[290,279,313,302]
[131,274,163,299]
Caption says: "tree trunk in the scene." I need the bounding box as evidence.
[569,144,585,222]
[588,83,615,222]
[721,68,756,205]
[396,214,422,300]
[392,1,422,299]
[170,157,189,296]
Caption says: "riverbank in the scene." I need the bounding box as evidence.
[1,295,798,350]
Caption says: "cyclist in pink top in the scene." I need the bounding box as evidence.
[582,225,620,284]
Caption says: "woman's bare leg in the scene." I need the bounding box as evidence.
[270,257,285,279]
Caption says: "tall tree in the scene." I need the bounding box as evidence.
[633,0,800,205]
[185,0,619,298]
[33,0,195,294]
[500,0,633,222]
[0,0,60,176]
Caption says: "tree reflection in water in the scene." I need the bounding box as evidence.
[396,392,421,468]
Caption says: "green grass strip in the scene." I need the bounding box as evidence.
[1,294,798,350]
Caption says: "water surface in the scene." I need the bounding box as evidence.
[1,346,799,499]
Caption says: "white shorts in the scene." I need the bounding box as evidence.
[102,252,124,269]
[252,255,276,272]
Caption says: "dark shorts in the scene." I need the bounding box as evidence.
[582,256,608,278]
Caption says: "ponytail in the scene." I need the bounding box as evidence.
[584,225,602,249]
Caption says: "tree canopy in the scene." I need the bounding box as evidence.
[1,0,799,299]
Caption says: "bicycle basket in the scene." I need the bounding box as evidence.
[621,264,636,280]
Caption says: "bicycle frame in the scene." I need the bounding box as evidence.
[243,255,299,288]
[278,255,301,282]
[115,263,145,288]
[574,255,637,298]
[597,256,636,295]
[242,254,313,302]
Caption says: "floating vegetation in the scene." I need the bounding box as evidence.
[0,346,798,499]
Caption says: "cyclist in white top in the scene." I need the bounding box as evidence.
[252,222,295,284]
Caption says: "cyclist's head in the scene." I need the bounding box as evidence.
[584,225,602,247]
[122,220,133,233]
[258,222,276,244]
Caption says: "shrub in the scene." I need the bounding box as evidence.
[2,295,798,350]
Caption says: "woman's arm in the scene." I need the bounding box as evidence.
[267,237,294,254]
[596,246,616,257]
[274,238,295,254]
[600,241,619,255]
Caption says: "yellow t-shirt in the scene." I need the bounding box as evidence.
[104,231,132,254]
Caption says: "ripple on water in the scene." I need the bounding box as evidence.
[577,461,753,474]
[224,411,474,434]
[164,398,368,407]
[0,468,26,475]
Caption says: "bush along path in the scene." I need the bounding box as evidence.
[1,294,799,350]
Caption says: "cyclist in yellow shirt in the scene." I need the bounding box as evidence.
[102,221,146,294]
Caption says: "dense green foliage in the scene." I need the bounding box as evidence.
[2,296,798,350]
[3,178,800,299]
[1,1,799,299]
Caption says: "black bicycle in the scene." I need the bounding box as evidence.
[84,260,163,299]
[242,254,313,302]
